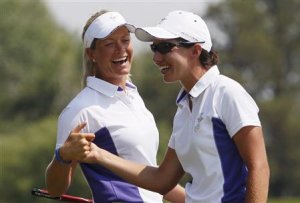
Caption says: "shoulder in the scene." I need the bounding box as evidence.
[212,74,257,110]
[214,75,245,92]
[58,87,102,121]
[211,75,250,100]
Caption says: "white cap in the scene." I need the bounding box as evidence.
[83,12,135,48]
[135,10,212,51]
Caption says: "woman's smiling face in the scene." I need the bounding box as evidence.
[90,26,133,86]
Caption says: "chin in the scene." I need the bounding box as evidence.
[163,76,176,84]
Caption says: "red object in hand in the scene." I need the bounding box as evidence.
[31,188,93,203]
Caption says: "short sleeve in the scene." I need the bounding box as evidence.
[217,80,261,137]
[55,106,88,149]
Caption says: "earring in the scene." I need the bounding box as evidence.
[92,59,96,63]
[93,67,96,77]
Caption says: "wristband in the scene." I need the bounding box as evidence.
[55,148,72,165]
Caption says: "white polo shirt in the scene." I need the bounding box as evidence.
[168,66,261,203]
[56,76,162,203]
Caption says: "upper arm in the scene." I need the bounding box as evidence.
[233,125,270,202]
[233,126,268,169]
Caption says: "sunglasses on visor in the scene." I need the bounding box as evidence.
[150,41,204,54]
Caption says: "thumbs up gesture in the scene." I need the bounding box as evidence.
[59,123,96,162]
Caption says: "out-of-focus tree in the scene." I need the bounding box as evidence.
[0,0,88,202]
[0,0,82,121]
[0,117,91,203]
[205,0,300,196]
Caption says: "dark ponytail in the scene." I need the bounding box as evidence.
[199,48,219,70]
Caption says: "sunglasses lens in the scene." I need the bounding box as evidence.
[150,42,176,54]
[150,44,157,53]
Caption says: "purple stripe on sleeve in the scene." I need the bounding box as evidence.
[80,127,143,203]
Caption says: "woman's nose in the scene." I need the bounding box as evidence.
[153,52,164,66]
[116,41,126,52]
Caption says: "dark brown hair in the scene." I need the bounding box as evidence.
[199,48,219,70]
[177,38,219,69]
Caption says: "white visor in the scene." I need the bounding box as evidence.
[83,12,135,48]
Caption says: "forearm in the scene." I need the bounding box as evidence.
[45,157,75,197]
[163,184,185,203]
[95,148,175,194]
[97,148,162,192]
[245,164,270,203]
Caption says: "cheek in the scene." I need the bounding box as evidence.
[96,51,112,62]
[127,47,134,61]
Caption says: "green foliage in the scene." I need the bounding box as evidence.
[0,0,82,121]
[269,199,300,203]
[0,117,91,202]
[0,0,87,201]
[260,96,300,196]
[206,0,300,97]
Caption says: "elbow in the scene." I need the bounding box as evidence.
[248,160,270,181]
[158,188,170,195]
[153,173,182,195]
[156,184,177,195]
[257,161,270,178]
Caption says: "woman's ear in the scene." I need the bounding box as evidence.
[192,44,202,58]
[86,48,95,61]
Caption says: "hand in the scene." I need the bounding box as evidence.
[80,142,103,164]
[60,123,95,162]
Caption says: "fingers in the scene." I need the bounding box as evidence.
[70,123,95,141]
[83,133,95,142]
[64,123,96,161]
[71,123,87,133]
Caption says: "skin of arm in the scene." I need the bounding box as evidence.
[45,158,77,197]
[233,126,270,203]
[163,184,185,203]
[45,124,95,197]
[82,143,185,196]
[46,123,186,202]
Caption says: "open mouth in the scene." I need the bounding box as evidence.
[112,56,128,65]
[159,66,171,74]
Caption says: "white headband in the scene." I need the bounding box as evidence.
[83,12,135,48]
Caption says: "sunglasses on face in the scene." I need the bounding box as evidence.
[150,41,204,54]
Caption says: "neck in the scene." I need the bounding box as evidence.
[181,66,207,92]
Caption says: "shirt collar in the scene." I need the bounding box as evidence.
[86,76,136,97]
[176,65,220,104]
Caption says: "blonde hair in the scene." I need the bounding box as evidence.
[81,10,109,87]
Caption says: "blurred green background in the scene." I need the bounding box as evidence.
[0,0,300,202]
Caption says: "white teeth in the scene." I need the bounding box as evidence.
[159,66,169,71]
[159,66,171,74]
[113,57,127,62]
